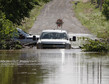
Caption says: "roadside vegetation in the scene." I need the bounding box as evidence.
[81,38,109,52]
[0,11,21,49]
[0,0,51,49]
[18,1,47,32]
[18,4,43,32]
[73,0,109,52]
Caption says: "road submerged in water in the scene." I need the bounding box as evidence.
[0,48,109,84]
[0,0,109,84]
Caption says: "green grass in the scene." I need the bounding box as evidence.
[18,2,45,32]
[73,2,109,39]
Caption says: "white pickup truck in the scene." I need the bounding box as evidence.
[13,28,39,45]
[37,30,71,49]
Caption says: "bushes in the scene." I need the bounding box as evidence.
[73,1,109,52]
[0,40,22,49]
[0,11,22,49]
[0,0,52,49]
[82,39,109,52]
[0,0,39,25]
[102,0,109,20]
[0,0,51,25]
[0,11,15,41]
[42,0,52,2]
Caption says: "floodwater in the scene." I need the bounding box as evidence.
[0,34,109,84]
[0,48,109,84]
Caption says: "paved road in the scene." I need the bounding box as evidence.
[29,0,90,35]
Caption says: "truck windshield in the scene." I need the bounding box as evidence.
[40,32,68,40]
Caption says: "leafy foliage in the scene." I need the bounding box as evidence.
[82,39,109,52]
[42,0,51,2]
[0,0,51,49]
[102,0,109,20]
[0,0,51,25]
[0,0,38,25]
[0,11,15,41]
[0,40,22,49]
[0,11,23,49]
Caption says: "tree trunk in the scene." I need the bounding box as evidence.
[91,0,94,4]
[100,0,103,11]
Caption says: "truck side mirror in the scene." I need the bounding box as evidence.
[33,36,36,41]
[69,38,72,41]
[73,36,76,41]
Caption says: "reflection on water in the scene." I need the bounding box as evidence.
[0,49,109,84]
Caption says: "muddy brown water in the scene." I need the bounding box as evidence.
[0,48,109,84]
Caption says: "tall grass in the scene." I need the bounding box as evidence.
[73,2,109,39]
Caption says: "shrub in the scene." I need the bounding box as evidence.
[0,11,15,41]
[82,39,109,52]
[0,40,23,49]
[102,0,109,20]
[0,0,51,25]
[0,11,22,49]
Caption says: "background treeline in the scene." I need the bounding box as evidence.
[0,0,51,25]
[0,0,51,49]
[90,0,109,20]
[88,0,109,38]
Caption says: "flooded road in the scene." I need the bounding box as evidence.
[0,48,109,84]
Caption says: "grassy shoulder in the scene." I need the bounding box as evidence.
[18,2,45,32]
[73,2,109,52]
[73,1,109,39]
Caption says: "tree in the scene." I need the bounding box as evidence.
[0,0,51,25]
[102,0,109,20]
[0,11,23,49]
[100,0,104,11]
[0,0,39,25]
[0,11,15,41]
[0,0,51,49]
